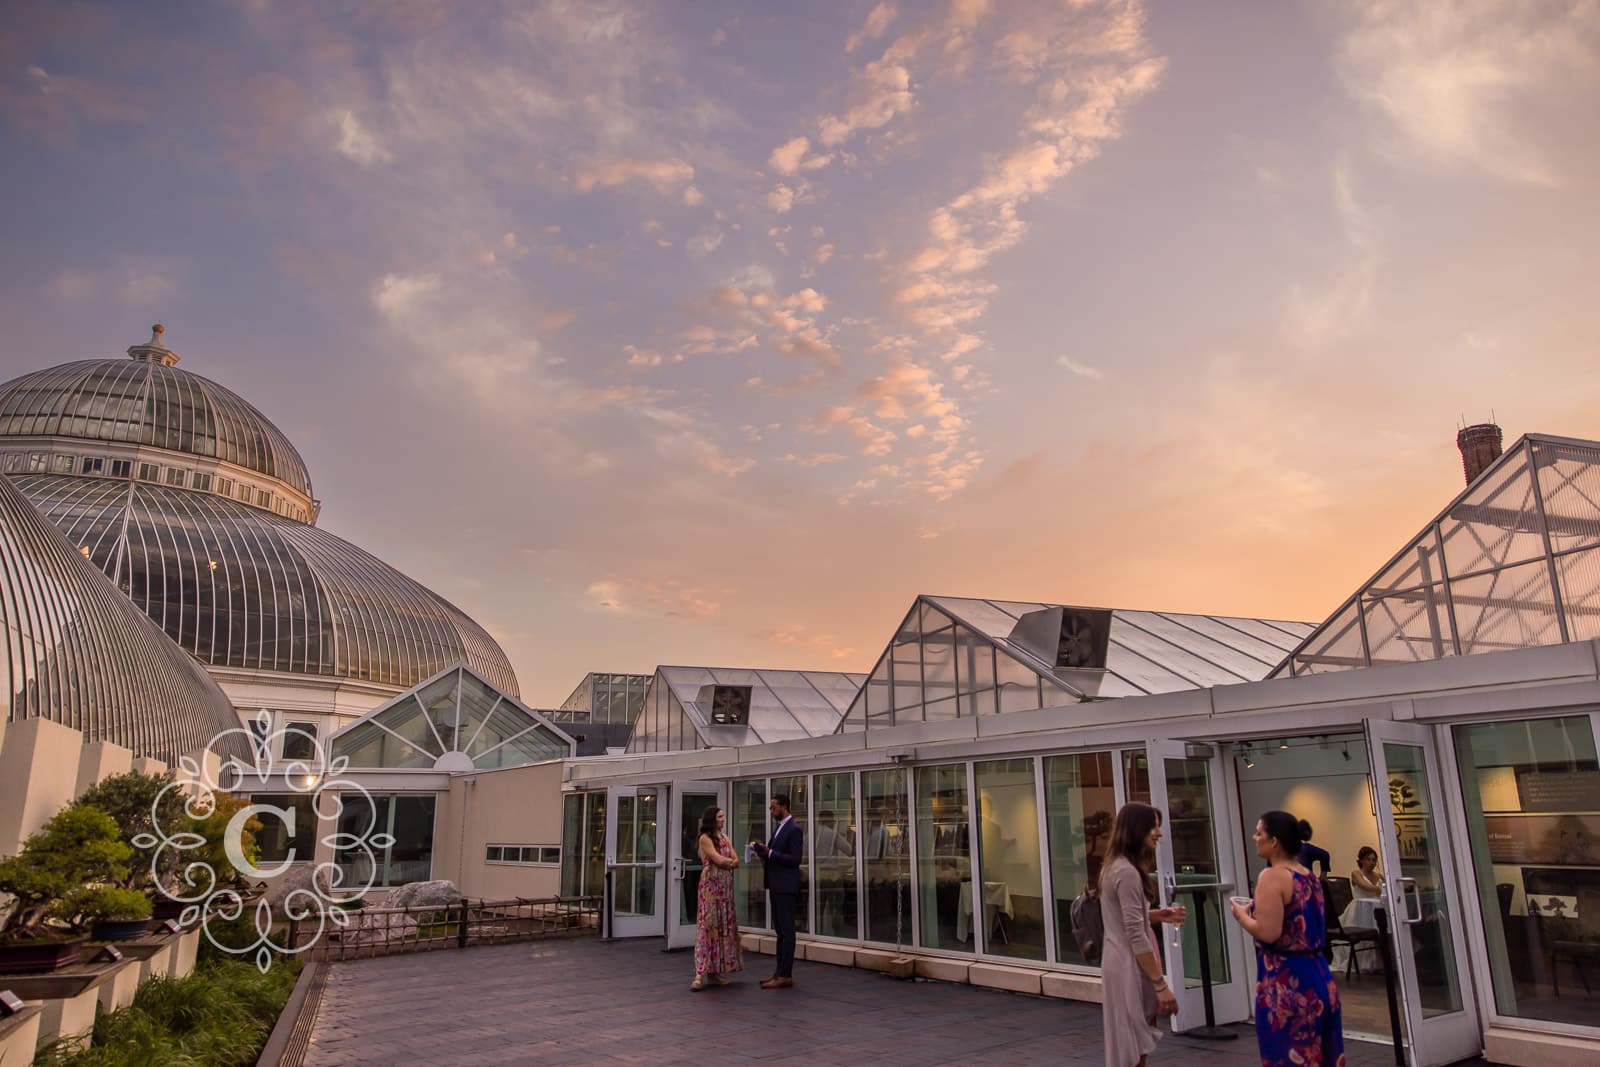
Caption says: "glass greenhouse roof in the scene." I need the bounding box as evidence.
[625,666,868,754]
[839,595,1312,731]
[1274,434,1600,678]
[331,665,574,771]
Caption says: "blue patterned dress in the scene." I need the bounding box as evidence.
[1251,871,1346,1067]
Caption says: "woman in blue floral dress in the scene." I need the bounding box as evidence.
[1230,811,1346,1067]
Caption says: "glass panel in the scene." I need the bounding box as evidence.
[332,720,436,769]
[1450,557,1562,655]
[584,793,606,902]
[733,779,767,928]
[891,620,923,722]
[250,793,316,865]
[1164,756,1229,986]
[916,764,971,952]
[1534,440,1600,552]
[334,794,381,889]
[1290,600,1367,675]
[815,773,858,938]
[1454,716,1599,1025]
[1442,453,1545,576]
[863,769,912,945]
[1371,528,1448,595]
[923,623,958,719]
[1123,749,1151,805]
[1557,547,1600,641]
[679,792,718,925]
[994,650,1042,713]
[561,794,584,896]
[541,847,560,864]
[1364,585,1455,665]
[378,697,445,758]
[423,674,462,752]
[615,791,658,917]
[1382,743,1463,1016]
[487,846,503,862]
[1046,752,1116,965]
[282,722,318,761]
[456,673,507,749]
[386,795,436,886]
[771,776,810,933]
[975,759,1045,960]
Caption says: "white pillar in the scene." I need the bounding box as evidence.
[0,717,85,857]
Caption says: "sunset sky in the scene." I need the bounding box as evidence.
[3,0,1598,704]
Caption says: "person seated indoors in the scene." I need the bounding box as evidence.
[1350,846,1384,899]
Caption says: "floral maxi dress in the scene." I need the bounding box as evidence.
[1253,871,1346,1067]
[694,834,744,977]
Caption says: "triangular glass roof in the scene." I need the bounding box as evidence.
[625,666,868,755]
[1273,434,1600,678]
[839,595,1311,732]
[331,664,575,770]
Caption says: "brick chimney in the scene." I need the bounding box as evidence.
[1456,423,1503,485]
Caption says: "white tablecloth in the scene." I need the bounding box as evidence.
[956,880,1012,942]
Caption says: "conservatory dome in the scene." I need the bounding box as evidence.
[0,327,519,698]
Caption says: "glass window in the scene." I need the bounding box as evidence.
[282,722,318,761]
[863,769,912,945]
[334,793,436,887]
[815,773,857,939]
[165,467,186,486]
[733,779,767,928]
[561,794,585,895]
[250,793,316,865]
[217,476,233,496]
[138,462,159,482]
[1046,751,1116,965]
[191,472,212,492]
[109,459,131,478]
[487,845,503,862]
[916,764,972,952]
[995,650,1043,713]
[28,453,47,472]
[1454,716,1600,1024]
[237,482,252,501]
[80,456,104,475]
[256,488,272,507]
[771,776,810,933]
[1123,749,1151,804]
[585,792,605,899]
[540,846,560,865]
[2,453,21,473]
[51,454,74,473]
[975,758,1045,960]
[891,618,923,722]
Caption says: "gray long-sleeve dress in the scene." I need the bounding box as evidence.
[1100,857,1162,1066]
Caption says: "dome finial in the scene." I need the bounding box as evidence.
[128,323,180,367]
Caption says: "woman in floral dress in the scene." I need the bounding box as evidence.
[1230,811,1346,1066]
[690,805,743,991]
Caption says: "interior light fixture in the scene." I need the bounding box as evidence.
[1279,739,1290,750]
[1341,742,1352,762]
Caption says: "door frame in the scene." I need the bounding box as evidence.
[1366,719,1483,1066]
[605,785,664,939]
[1146,739,1253,1033]
[665,780,729,950]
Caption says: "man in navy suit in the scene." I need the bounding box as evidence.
[750,793,803,989]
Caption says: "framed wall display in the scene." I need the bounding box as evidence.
[1388,772,1428,818]
[1394,816,1431,862]
[1483,813,1600,866]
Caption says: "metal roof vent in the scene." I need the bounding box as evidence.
[700,684,753,725]
[1008,606,1113,671]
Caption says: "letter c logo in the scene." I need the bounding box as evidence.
[228,803,298,879]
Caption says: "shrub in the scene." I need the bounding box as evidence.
[60,886,153,927]
[0,806,130,941]
[73,772,189,893]
[31,956,300,1067]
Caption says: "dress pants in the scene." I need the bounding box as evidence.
[770,892,797,978]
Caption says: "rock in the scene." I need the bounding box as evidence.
[385,880,462,910]
[339,910,419,945]
[262,865,336,911]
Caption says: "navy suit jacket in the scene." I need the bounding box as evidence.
[763,819,805,896]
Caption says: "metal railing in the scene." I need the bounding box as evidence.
[285,895,601,961]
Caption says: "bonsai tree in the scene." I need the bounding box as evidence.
[74,771,189,892]
[0,805,132,942]
[59,886,152,929]
[191,793,263,892]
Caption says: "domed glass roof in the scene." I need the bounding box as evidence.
[1,473,250,763]
[16,475,519,697]
[0,327,314,500]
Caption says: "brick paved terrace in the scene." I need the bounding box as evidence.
[295,938,1489,1066]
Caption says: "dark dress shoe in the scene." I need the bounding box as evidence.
[764,977,793,989]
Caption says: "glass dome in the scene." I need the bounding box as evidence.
[0,326,314,503]
[1,473,250,763]
[15,474,519,696]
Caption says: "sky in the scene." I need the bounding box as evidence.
[2,0,1598,705]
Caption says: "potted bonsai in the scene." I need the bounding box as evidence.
[68,886,154,942]
[0,805,132,973]
[73,771,191,919]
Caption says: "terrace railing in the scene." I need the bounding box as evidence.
[285,895,600,961]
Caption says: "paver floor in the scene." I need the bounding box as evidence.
[303,937,1485,1066]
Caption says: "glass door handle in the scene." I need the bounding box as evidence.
[1396,876,1423,924]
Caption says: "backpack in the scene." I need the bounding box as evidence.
[1069,884,1105,963]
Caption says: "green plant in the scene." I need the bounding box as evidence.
[61,886,153,927]
[0,805,130,942]
[73,772,193,892]
[31,956,301,1067]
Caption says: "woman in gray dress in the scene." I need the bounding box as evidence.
[1100,802,1184,1067]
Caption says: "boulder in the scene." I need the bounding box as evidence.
[385,880,462,910]
[339,910,419,945]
